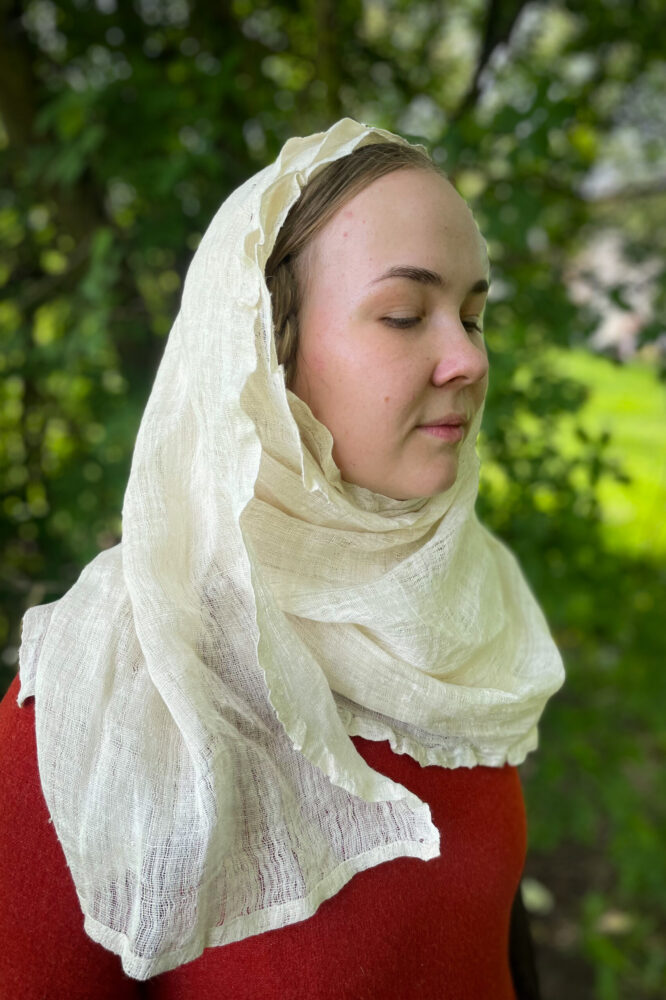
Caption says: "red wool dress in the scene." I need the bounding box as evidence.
[0,673,525,999]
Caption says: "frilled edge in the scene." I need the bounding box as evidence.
[83,832,440,982]
[338,704,540,770]
[16,601,59,707]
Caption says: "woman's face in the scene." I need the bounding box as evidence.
[290,167,490,500]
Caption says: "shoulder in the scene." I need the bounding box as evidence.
[0,674,45,831]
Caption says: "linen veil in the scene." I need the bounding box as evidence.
[16,117,564,980]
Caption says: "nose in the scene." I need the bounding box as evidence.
[429,317,489,388]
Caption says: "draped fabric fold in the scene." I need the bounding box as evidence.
[17,118,564,980]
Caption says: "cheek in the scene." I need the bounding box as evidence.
[299,307,366,388]
[299,299,340,369]
[294,309,362,423]
[297,299,413,426]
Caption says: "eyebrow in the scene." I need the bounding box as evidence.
[370,266,490,296]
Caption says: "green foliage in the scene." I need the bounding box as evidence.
[1,1,665,994]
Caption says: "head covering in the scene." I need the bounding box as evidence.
[17,117,564,980]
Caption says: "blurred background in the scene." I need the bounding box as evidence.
[1,1,664,996]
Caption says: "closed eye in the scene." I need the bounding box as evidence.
[382,316,483,333]
[381,316,422,329]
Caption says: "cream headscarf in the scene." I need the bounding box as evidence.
[17,118,564,980]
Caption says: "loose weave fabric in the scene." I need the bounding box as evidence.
[17,118,565,981]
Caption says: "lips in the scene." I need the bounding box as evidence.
[418,423,465,442]
[419,413,467,428]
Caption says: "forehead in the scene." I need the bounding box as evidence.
[309,167,489,280]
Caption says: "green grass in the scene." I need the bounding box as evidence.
[545,348,666,560]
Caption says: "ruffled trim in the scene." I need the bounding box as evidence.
[337,700,539,770]
[16,601,58,706]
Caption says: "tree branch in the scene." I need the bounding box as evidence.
[0,1,106,242]
[0,0,39,149]
[585,176,666,204]
[451,0,530,121]
[313,0,343,120]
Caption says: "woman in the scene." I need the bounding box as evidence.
[0,118,564,997]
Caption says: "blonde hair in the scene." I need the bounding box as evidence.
[265,141,440,387]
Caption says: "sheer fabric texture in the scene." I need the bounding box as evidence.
[17,118,564,980]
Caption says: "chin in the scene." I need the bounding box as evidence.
[386,471,459,501]
[345,456,460,502]
[405,462,460,499]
